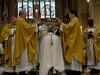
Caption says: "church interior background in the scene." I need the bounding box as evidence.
[0,0,100,75]
[0,0,100,32]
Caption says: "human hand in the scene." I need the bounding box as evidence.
[88,31,93,34]
[9,34,14,37]
[88,33,94,38]
[37,22,42,26]
[56,22,62,27]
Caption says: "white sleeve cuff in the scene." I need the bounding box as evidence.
[34,24,38,32]
[60,24,63,31]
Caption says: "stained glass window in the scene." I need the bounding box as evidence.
[40,0,45,18]
[51,0,55,18]
[18,0,33,18]
[18,0,22,16]
[40,0,55,18]
[18,0,55,18]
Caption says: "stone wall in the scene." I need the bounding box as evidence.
[78,0,90,30]
[89,0,100,27]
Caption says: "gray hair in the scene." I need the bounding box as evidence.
[19,10,26,16]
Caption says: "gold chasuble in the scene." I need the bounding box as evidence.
[0,24,14,66]
[13,17,37,65]
[83,26,100,66]
[60,17,85,64]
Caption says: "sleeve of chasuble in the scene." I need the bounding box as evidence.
[22,20,37,35]
[95,28,100,42]
[62,20,76,35]
[60,24,64,31]
[0,25,9,43]
[82,28,88,43]
[34,24,38,32]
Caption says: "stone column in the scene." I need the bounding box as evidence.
[2,0,8,23]
[78,0,90,30]
[55,0,63,19]
[14,0,18,17]
[55,0,60,18]
[89,0,100,27]
[0,0,2,22]
[8,0,18,19]
[71,0,78,12]
[0,0,2,33]
[34,0,40,20]
[10,0,14,16]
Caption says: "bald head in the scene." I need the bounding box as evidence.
[19,10,26,19]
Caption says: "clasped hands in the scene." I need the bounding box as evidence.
[87,31,94,38]
[9,30,16,37]
[9,34,14,37]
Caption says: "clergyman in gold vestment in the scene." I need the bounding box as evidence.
[13,10,38,75]
[60,10,85,75]
[0,16,17,75]
[83,18,100,75]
